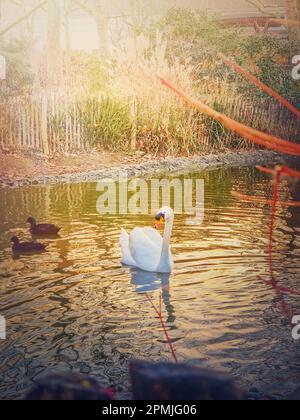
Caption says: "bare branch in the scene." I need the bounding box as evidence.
[0,1,46,37]
[243,0,279,17]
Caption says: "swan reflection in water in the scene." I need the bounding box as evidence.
[128,267,176,324]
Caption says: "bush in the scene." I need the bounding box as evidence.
[234,35,300,107]
[78,96,132,150]
[65,51,109,95]
[154,8,300,109]
[156,8,241,56]
[0,38,34,98]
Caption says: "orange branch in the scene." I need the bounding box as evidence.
[256,166,277,176]
[146,293,178,364]
[158,76,300,156]
[257,165,300,180]
[270,18,300,28]
[231,191,300,207]
[281,166,300,179]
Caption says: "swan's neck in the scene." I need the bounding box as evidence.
[157,215,174,273]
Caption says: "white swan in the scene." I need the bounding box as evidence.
[120,207,174,273]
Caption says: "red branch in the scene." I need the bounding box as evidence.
[233,166,300,305]
[157,71,300,326]
[231,191,300,208]
[270,18,300,28]
[269,168,294,321]
[281,166,300,179]
[257,166,300,180]
[256,166,278,176]
[146,293,178,364]
[157,76,300,156]
[269,169,282,273]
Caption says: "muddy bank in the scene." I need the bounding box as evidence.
[0,150,294,189]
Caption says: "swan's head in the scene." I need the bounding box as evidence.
[155,207,174,228]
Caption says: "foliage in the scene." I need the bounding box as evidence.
[156,8,300,110]
[1,7,299,156]
[234,35,300,107]
[156,8,241,55]
[78,96,132,150]
[64,51,109,95]
[0,37,34,98]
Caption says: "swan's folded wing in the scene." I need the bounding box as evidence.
[129,228,161,272]
[141,227,163,248]
[120,228,136,266]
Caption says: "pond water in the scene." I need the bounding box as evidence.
[0,166,300,400]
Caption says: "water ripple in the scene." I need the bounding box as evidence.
[0,166,300,399]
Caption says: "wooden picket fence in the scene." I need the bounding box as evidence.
[0,93,86,155]
[0,91,299,155]
[212,95,300,144]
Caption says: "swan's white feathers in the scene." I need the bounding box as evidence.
[129,227,162,272]
[120,228,136,266]
[119,207,174,273]
[139,227,163,248]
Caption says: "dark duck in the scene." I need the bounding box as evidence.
[11,237,46,254]
[27,217,61,236]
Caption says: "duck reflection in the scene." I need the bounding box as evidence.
[129,267,176,323]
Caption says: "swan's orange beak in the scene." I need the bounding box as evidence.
[154,215,164,229]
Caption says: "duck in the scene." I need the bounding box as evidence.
[120,206,174,273]
[27,217,61,236]
[11,236,47,253]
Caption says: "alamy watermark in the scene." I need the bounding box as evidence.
[96,172,204,225]
[0,54,6,80]
[292,55,300,81]
[292,315,300,341]
[0,315,6,340]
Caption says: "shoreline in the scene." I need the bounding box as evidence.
[0,150,293,189]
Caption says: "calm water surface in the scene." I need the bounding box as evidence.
[0,167,300,399]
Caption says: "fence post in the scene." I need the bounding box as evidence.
[130,96,137,151]
[41,94,50,156]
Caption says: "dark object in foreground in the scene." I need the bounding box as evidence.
[130,361,244,400]
[24,362,245,400]
[11,236,46,254]
[27,217,61,235]
[25,373,114,401]
[289,386,300,400]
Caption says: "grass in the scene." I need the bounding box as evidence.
[78,96,132,150]
[59,34,258,157]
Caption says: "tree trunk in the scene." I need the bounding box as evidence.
[63,1,71,83]
[92,0,109,58]
[285,0,300,44]
[46,0,62,87]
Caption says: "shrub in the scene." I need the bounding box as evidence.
[154,8,300,109]
[78,96,132,150]
[234,35,300,107]
[0,38,34,98]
